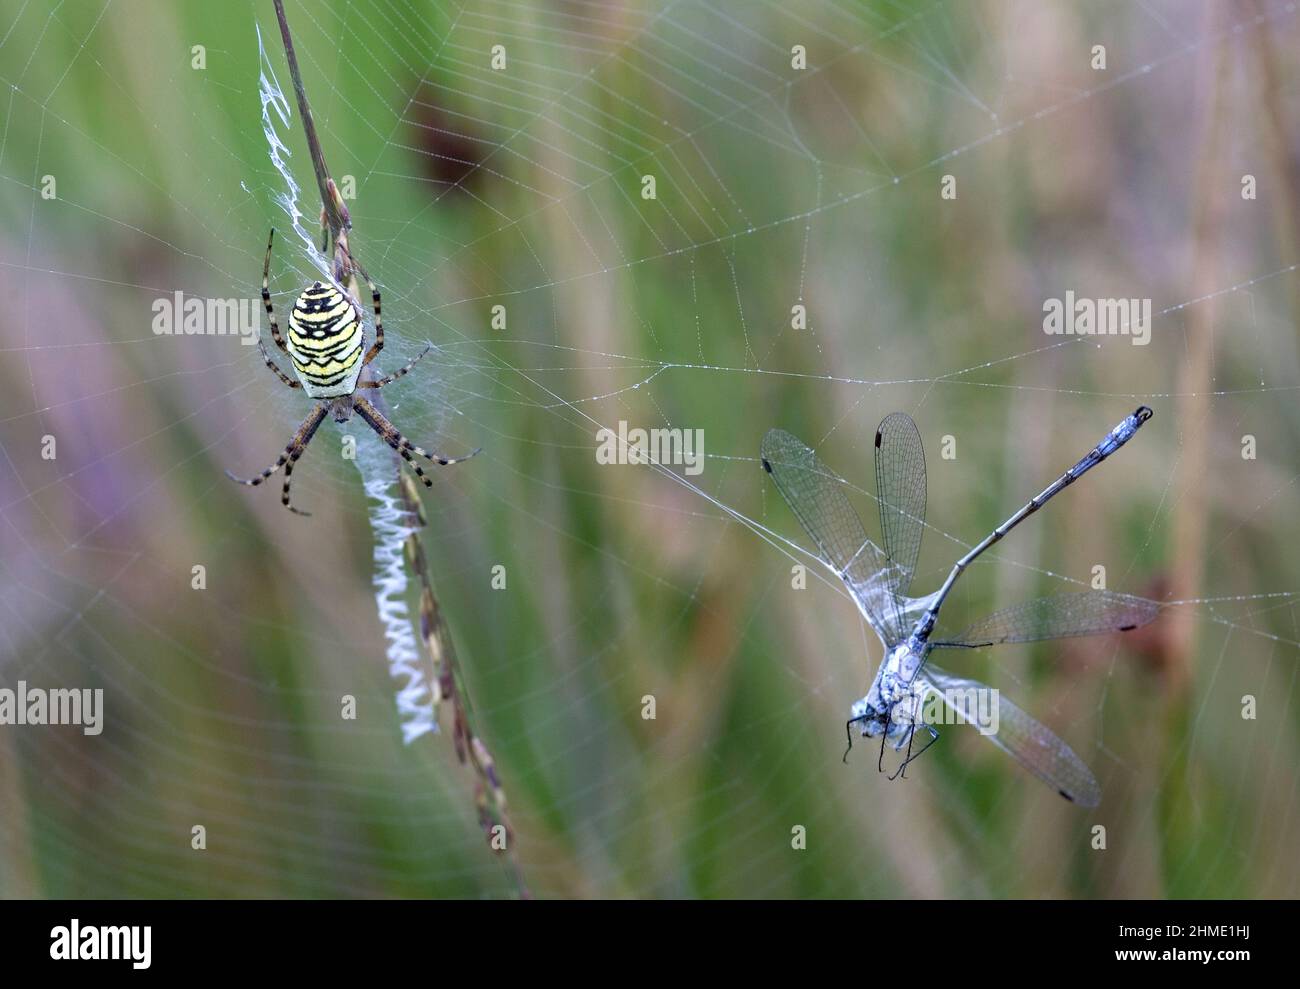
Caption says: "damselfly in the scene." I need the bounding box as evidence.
[761,407,1159,806]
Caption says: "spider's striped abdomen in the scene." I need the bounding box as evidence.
[286,282,365,398]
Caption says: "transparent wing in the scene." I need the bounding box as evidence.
[874,412,926,592]
[920,665,1101,807]
[933,590,1160,649]
[874,412,926,634]
[761,428,903,641]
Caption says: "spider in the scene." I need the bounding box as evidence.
[226,228,479,515]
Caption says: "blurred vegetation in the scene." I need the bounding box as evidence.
[0,0,1298,898]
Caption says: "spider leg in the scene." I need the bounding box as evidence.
[353,260,385,367]
[261,228,290,356]
[353,396,480,489]
[226,404,328,495]
[356,344,430,389]
[258,338,300,390]
[399,432,481,468]
[281,453,312,516]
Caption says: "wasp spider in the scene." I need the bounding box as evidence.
[226,229,479,515]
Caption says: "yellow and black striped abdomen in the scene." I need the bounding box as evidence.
[286,282,365,398]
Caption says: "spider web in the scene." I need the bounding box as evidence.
[1,0,1299,898]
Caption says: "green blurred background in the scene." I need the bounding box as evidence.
[1,0,1298,898]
